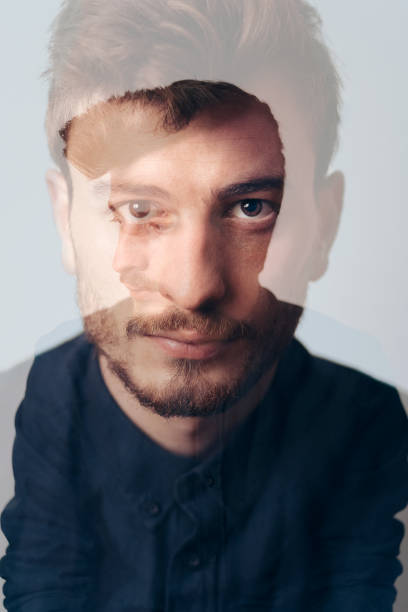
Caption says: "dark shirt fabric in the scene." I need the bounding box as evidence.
[1,335,407,612]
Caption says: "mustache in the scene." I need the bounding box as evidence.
[126,309,255,341]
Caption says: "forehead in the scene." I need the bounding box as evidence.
[66,100,284,182]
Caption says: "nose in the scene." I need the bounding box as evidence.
[158,220,228,311]
[113,220,228,312]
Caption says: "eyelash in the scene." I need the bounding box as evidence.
[227,199,279,219]
[108,204,166,235]
[108,205,120,223]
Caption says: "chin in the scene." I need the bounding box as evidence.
[82,293,303,418]
[104,351,253,418]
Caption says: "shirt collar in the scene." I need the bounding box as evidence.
[79,337,307,529]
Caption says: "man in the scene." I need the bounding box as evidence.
[1,1,407,611]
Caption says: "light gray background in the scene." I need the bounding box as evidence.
[0,1,407,609]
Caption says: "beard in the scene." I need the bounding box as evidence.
[82,288,302,418]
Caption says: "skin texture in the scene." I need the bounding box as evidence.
[47,97,342,455]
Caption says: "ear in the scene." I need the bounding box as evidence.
[46,168,76,275]
[310,170,344,280]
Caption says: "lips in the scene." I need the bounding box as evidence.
[146,333,230,360]
[150,329,225,343]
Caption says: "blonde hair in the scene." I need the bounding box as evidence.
[45,0,341,180]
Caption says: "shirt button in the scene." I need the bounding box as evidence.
[204,473,215,488]
[149,502,161,516]
[143,500,161,517]
[187,553,201,569]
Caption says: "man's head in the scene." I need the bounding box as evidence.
[45,1,343,418]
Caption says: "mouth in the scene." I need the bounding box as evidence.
[145,333,231,360]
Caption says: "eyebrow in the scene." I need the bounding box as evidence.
[90,174,284,201]
[91,180,169,200]
[216,176,284,200]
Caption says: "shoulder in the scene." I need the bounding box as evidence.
[15,335,94,453]
[25,334,93,401]
[280,339,408,471]
[287,337,405,411]
[289,337,403,405]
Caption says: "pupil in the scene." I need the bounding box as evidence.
[129,202,149,218]
[241,200,262,217]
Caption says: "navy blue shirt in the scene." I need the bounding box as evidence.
[1,335,407,611]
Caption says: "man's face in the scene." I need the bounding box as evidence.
[65,102,303,417]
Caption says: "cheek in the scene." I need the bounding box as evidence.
[71,204,117,265]
[226,231,273,302]
[70,207,128,310]
[228,230,272,273]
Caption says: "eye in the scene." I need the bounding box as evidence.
[230,199,278,220]
[111,200,158,224]
[128,201,152,219]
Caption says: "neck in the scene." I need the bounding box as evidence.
[99,356,277,457]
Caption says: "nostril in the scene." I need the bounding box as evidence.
[157,272,227,312]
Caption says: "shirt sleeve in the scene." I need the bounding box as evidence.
[0,394,97,612]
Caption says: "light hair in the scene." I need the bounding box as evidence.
[45,0,341,180]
